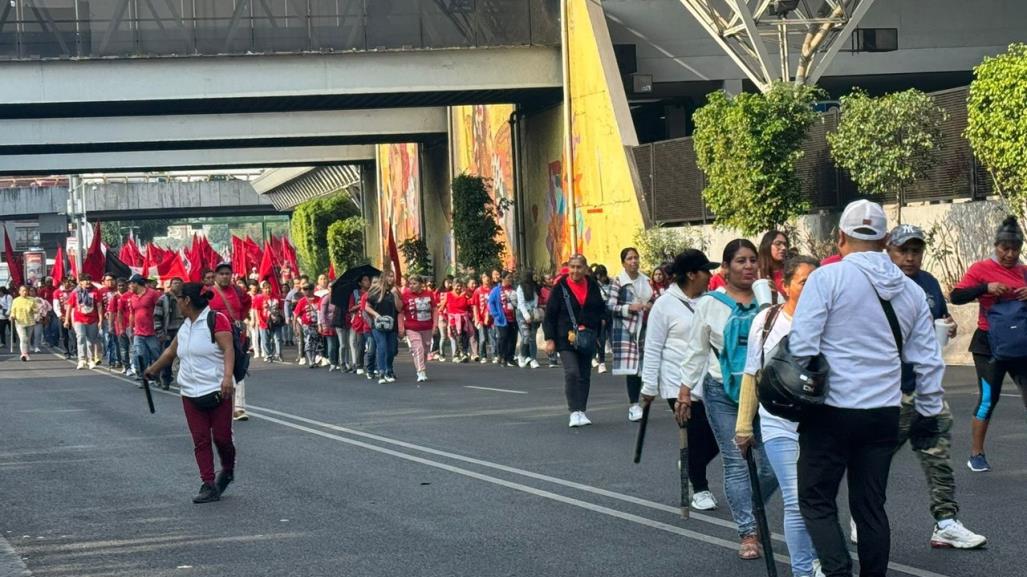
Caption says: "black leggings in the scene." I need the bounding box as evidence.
[666,399,720,494]
[498,323,518,364]
[626,375,642,404]
[561,350,593,412]
[970,329,1027,420]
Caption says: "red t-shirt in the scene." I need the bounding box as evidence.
[708,273,726,292]
[67,287,101,324]
[37,286,54,303]
[295,295,321,326]
[253,294,282,330]
[500,288,516,322]
[401,288,437,332]
[566,276,588,306]
[954,258,1027,331]
[98,286,117,328]
[130,288,161,337]
[821,254,843,266]
[473,286,493,326]
[445,291,472,315]
[349,290,368,332]
[209,284,252,324]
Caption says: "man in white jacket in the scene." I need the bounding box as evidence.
[789,200,946,577]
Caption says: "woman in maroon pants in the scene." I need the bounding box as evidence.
[147,282,237,504]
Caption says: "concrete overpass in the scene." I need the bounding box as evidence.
[0,179,278,220]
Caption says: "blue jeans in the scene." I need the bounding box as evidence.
[132,335,161,373]
[764,436,818,576]
[372,329,398,377]
[516,315,539,361]
[261,326,283,359]
[104,329,121,366]
[703,374,778,537]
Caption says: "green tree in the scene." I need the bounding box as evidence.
[828,88,947,222]
[327,217,368,272]
[399,236,432,278]
[692,82,821,235]
[290,193,360,275]
[451,174,505,273]
[633,225,707,271]
[966,43,1027,219]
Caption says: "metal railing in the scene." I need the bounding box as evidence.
[634,86,992,224]
[0,0,560,60]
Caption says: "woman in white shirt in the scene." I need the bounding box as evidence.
[146,282,236,505]
[515,269,542,369]
[640,249,722,512]
[678,239,777,560]
[735,256,821,577]
[607,247,655,422]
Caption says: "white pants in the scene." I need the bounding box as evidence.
[233,378,246,412]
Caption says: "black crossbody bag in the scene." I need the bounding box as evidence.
[561,283,596,353]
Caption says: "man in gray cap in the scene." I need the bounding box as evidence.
[878,224,986,549]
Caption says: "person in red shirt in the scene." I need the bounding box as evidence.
[115,279,136,375]
[950,216,1027,471]
[65,274,104,369]
[446,279,474,363]
[294,283,323,369]
[97,273,121,369]
[127,274,162,383]
[52,278,77,358]
[465,278,482,361]
[318,286,340,371]
[209,262,253,421]
[253,281,284,362]
[473,274,495,364]
[431,277,454,361]
[401,274,437,382]
[348,275,374,376]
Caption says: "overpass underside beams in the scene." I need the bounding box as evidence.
[374,0,644,274]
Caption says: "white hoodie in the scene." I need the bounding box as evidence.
[789,251,944,416]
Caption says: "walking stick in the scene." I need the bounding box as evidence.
[137,355,155,414]
[745,449,777,577]
[679,421,690,519]
[632,402,652,463]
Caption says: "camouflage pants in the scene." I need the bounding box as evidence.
[895,393,957,521]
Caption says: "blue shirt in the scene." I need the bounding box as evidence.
[901,270,947,393]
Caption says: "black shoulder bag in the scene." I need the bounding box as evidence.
[561,283,596,353]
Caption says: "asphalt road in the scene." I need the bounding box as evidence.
[1,346,1023,577]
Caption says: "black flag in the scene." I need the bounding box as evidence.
[105,249,133,279]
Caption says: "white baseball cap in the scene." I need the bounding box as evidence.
[839,199,887,241]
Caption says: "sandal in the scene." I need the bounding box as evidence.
[738,534,761,560]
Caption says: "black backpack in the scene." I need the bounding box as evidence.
[206,311,249,382]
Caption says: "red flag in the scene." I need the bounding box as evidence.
[81,222,105,282]
[257,242,281,299]
[141,244,152,278]
[3,228,24,288]
[281,236,299,274]
[156,251,189,286]
[386,227,402,286]
[51,245,65,286]
[244,237,262,276]
[328,262,336,281]
[231,236,247,277]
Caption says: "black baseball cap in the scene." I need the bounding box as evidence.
[673,249,720,274]
[214,261,233,272]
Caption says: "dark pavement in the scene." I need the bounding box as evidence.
[1,348,1023,577]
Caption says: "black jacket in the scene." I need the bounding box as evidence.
[543,276,606,352]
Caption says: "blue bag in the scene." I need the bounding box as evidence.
[987,299,1027,361]
[707,291,758,402]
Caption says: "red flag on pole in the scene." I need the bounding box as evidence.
[3,227,24,288]
[156,251,189,286]
[257,242,281,299]
[140,244,152,278]
[386,227,402,287]
[244,237,262,276]
[328,262,336,281]
[81,222,105,282]
[231,236,246,277]
[51,245,65,286]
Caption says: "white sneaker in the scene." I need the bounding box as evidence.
[76,360,86,370]
[577,412,592,426]
[690,490,718,511]
[356,368,364,375]
[930,520,986,549]
[529,359,540,369]
[385,375,396,383]
[88,361,96,369]
[492,357,500,364]
[452,356,462,364]
[517,356,528,368]
[628,404,644,422]
[298,357,307,366]
[125,368,137,377]
[416,371,428,383]
[33,347,40,353]
[378,377,388,384]
[328,365,337,372]
[569,412,583,428]
[850,518,858,544]
[597,362,607,374]
[591,358,599,368]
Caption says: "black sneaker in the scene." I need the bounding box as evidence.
[215,470,234,495]
[192,482,220,504]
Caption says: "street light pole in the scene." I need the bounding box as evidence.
[68,175,85,276]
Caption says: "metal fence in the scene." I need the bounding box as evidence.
[0,0,560,60]
[634,86,993,225]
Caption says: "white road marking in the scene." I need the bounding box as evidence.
[463,385,527,394]
[52,351,954,577]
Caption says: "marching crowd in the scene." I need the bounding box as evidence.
[4,199,1026,576]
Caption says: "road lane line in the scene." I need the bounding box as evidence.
[52,352,954,577]
[463,386,528,394]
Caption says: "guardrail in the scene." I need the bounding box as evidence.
[0,0,559,60]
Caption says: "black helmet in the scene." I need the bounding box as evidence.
[757,335,830,422]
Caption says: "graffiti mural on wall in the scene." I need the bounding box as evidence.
[377,143,422,244]
[544,160,571,266]
[452,104,517,268]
